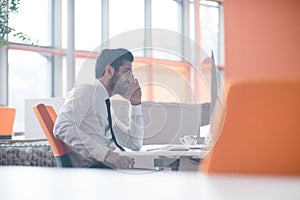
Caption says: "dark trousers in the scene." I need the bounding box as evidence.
[89,161,115,169]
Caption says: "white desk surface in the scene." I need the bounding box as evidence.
[0,166,299,200]
[120,144,210,157]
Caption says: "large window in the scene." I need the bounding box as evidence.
[109,0,144,39]
[8,0,51,46]
[151,0,181,61]
[200,1,222,64]
[131,60,191,103]
[152,0,179,33]
[8,50,51,131]
[74,0,102,51]
[2,0,224,132]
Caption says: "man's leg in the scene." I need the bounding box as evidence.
[89,161,115,169]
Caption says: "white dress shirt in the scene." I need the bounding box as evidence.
[53,80,144,167]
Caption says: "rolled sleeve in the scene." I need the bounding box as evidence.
[130,104,143,116]
[88,143,111,162]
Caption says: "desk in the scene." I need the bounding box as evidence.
[0,166,299,200]
[119,145,210,171]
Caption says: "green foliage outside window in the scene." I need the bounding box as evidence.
[0,0,36,47]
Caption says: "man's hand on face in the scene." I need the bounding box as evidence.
[104,152,135,169]
[122,74,142,105]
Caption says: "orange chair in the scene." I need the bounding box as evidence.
[200,77,300,175]
[33,103,72,167]
[0,107,16,140]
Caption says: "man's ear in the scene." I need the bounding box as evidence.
[104,65,114,78]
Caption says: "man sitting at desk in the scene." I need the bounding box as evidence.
[54,48,144,169]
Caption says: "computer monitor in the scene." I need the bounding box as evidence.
[210,50,218,117]
[203,50,221,146]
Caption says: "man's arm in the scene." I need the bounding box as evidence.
[113,77,144,150]
[54,85,111,162]
[113,104,144,150]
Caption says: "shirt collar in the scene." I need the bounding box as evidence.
[94,79,109,100]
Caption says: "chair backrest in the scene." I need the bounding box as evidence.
[33,103,72,167]
[0,107,16,139]
[200,77,300,175]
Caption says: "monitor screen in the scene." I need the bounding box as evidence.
[210,50,218,116]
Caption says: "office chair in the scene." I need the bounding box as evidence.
[0,107,16,140]
[200,77,300,175]
[33,103,72,167]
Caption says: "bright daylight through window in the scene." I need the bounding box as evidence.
[1,0,223,133]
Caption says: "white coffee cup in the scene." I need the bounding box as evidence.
[179,135,197,146]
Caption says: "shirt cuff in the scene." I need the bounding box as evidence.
[90,145,112,162]
[130,104,143,115]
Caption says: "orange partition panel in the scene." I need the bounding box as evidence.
[200,78,300,175]
[0,107,16,136]
[224,0,300,79]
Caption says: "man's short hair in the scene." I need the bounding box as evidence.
[95,48,134,79]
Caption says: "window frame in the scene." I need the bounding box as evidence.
[0,0,224,131]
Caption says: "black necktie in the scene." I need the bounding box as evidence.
[105,99,125,152]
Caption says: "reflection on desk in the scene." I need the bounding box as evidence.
[120,144,210,157]
[0,166,300,200]
[119,144,210,170]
